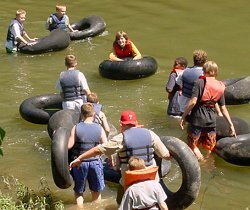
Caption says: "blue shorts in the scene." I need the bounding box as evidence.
[71,159,105,194]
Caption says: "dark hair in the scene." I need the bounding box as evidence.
[115,31,128,41]
[174,57,188,68]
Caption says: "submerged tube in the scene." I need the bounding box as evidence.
[215,133,250,166]
[70,16,106,40]
[19,93,62,124]
[19,29,70,54]
[216,116,250,140]
[99,56,158,80]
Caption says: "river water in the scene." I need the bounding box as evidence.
[0,0,249,209]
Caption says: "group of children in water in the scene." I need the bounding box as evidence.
[6,5,238,210]
[166,49,236,161]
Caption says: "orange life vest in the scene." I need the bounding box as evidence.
[124,166,158,190]
[200,77,225,107]
[113,39,133,58]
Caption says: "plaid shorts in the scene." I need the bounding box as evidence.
[187,125,216,151]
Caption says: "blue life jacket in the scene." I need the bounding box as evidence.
[92,103,102,125]
[6,19,24,45]
[49,13,67,31]
[182,66,203,98]
[59,70,83,101]
[119,127,154,166]
[70,122,102,161]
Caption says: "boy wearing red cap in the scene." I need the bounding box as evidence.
[69,110,171,204]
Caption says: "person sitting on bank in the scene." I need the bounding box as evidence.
[109,31,142,61]
[5,9,38,53]
[119,156,168,210]
[45,5,77,32]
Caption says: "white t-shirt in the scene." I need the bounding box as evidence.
[119,180,167,210]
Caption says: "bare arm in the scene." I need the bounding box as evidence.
[68,125,76,149]
[220,105,236,137]
[100,111,110,136]
[109,51,123,61]
[159,202,168,210]
[69,146,102,169]
[100,128,108,144]
[180,96,197,130]
[131,42,142,60]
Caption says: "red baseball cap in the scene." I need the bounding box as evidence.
[120,110,138,125]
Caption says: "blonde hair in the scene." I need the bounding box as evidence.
[128,156,146,171]
[203,61,218,77]
[81,103,95,118]
[193,49,207,66]
[56,5,66,12]
[65,55,77,67]
[16,9,26,16]
[87,92,99,104]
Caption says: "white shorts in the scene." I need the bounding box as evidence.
[62,99,83,112]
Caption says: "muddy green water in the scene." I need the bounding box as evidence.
[0,0,249,209]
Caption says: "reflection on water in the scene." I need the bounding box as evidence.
[0,0,250,210]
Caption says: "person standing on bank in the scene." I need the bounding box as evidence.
[55,55,91,112]
[45,5,77,32]
[69,110,171,204]
[68,103,107,207]
[180,61,236,161]
[5,9,38,53]
[109,31,142,61]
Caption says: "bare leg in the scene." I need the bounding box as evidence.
[91,191,101,201]
[75,192,84,208]
[193,147,204,161]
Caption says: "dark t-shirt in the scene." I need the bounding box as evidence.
[188,78,225,127]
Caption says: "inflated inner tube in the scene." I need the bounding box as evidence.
[48,109,80,189]
[19,93,62,124]
[216,116,250,140]
[51,127,73,189]
[159,136,201,210]
[70,16,106,40]
[99,56,158,80]
[224,76,250,105]
[19,29,70,54]
[215,133,250,166]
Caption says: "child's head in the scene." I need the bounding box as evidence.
[81,103,95,118]
[65,54,77,68]
[203,61,218,77]
[173,57,188,69]
[56,5,66,16]
[193,49,207,67]
[16,9,26,23]
[128,156,146,171]
[87,92,99,104]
